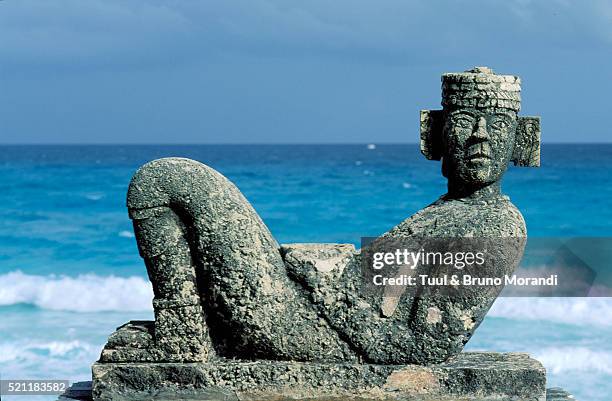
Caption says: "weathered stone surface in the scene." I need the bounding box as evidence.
[92,351,546,401]
[106,153,527,365]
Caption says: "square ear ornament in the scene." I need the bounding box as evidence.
[513,116,541,167]
[419,109,444,161]
[419,110,541,168]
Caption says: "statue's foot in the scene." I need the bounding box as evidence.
[151,299,212,362]
[99,297,212,363]
[99,320,163,362]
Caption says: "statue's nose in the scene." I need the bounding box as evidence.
[472,116,490,140]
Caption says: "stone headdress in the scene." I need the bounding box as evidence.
[442,66,521,111]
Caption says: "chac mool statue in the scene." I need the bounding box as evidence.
[98,67,541,368]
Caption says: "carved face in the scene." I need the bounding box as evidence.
[442,107,517,187]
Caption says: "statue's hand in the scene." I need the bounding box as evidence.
[281,243,355,291]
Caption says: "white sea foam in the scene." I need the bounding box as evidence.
[489,297,612,327]
[0,340,95,363]
[535,347,612,374]
[118,230,135,238]
[0,340,99,383]
[0,271,153,312]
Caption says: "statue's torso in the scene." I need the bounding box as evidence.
[385,194,526,239]
[282,194,527,363]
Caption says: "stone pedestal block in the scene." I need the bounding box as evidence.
[92,351,546,401]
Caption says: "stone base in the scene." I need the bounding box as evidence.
[92,352,548,401]
[60,384,579,401]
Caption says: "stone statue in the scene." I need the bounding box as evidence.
[93,67,545,401]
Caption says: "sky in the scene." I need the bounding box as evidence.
[1,0,611,144]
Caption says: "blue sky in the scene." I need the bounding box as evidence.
[1,0,611,143]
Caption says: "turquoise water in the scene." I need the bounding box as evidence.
[0,144,611,400]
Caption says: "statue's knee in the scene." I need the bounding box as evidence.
[127,157,216,213]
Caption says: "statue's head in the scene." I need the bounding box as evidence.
[420,67,540,193]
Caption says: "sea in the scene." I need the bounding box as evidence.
[0,144,611,401]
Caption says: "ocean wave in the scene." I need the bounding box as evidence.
[0,339,99,383]
[0,271,153,312]
[0,340,95,363]
[535,347,612,374]
[489,297,612,327]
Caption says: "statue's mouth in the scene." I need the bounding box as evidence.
[466,143,492,162]
[468,153,491,161]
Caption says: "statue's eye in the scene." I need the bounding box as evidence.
[454,117,473,129]
[491,119,509,130]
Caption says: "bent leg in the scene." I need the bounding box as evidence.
[128,158,356,362]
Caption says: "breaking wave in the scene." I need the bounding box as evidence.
[489,297,612,327]
[535,347,612,374]
[0,271,153,312]
[0,340,95,363]
[0,339,99,383]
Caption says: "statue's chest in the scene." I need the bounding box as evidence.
[390,199,525,238]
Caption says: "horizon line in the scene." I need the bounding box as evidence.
[0,142,608,146]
